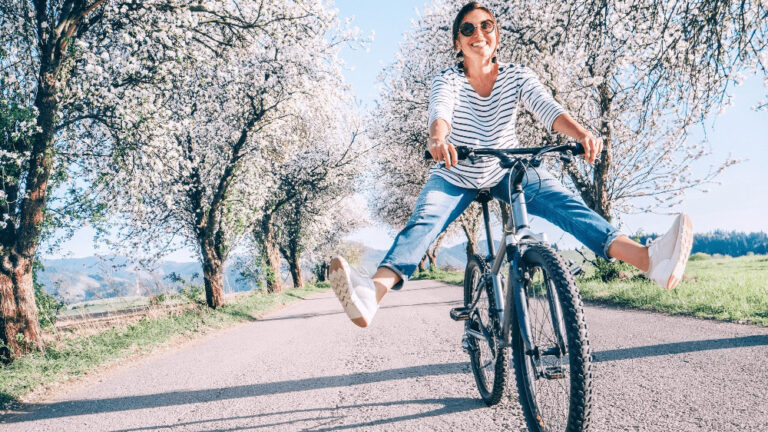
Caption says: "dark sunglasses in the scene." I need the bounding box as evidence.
[459,20,495,37]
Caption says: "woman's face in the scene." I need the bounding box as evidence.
[456,9,498,62]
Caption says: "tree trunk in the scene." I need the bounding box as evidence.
[465,240,476,262]
[425,251,437,271]
[260,217,283,293]
[563,84,614,222]
[418,256,427,272]
[499,201,510,230]
[288,247,304,289]
[0,47,61,359]
[200,242,225,308]
[315,261,329,282]
[593,82,614,222]
[460,219,479,261]
[0,257,42,361]
[426,232,447,270]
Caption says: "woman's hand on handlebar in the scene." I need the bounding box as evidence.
[579,132,603,165]
[427,137,459,169]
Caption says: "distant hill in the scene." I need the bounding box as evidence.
[356,240,593,276]
[41,240,596,304]
[356,240,494,275]
[355,242,468,275]
[38,256,248,304]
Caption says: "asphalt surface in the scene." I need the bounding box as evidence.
[2,280,767,431]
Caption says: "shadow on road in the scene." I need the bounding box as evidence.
[592,334,768,363]
[105,397,485,432]
[3,362,473,424]
[260,299,462,322]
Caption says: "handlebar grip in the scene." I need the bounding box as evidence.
[424,146,471,161]
[568,142,585,155]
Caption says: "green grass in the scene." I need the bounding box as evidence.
[60,296,159,317]
[412,267,465,285]
[410,255,768,326]
[578,254,768,326]
[0,283,329,407]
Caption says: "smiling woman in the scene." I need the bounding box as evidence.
[454,6,499,97]
[328,1,694,334]
[452,3,499,65]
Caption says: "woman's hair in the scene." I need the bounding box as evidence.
[452,2,499,65]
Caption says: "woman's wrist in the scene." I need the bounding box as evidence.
[573,128,594,143]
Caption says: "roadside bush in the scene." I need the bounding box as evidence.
[148,294,167,306]
[33,260,64,329]
[689,252,711,261]
[34,284,64,329]
[177,285,205,305]
[590,258,638,282]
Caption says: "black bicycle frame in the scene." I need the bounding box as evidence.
[426,143,582,355]
[473,164,568,356]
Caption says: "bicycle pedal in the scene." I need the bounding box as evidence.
[449,307,470,321]
[543,366,565,380]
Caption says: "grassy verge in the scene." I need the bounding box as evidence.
[412,268,464,285]
[578,254,768,326]
[410,255,768,326]
[0,283,329,407]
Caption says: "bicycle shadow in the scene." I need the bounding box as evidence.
[259,299,462,322]
[592,334,768,363]
[3,362,473,424]
[105,397,486,432]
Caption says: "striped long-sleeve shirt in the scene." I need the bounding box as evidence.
[427,63,567,189]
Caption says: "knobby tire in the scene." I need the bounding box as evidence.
[510,244,592,432]
[464,255,508,405]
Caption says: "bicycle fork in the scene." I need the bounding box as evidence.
[503,258,568,356]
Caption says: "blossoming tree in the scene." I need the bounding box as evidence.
[0,0,354,359]
[94,0,360,302]
[249,86,370,292]
[0,0,215,360]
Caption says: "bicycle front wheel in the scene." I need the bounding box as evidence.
[464,256,508,405]
[510,244,592,432]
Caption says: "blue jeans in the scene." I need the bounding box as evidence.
[379,168,620,290]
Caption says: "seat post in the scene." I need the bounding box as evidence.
[477,190,495,257]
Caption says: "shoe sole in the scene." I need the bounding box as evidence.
[329,257,368,327]
[666,214,693,290]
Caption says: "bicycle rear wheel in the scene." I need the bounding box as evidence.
[464,256,507,405]
[510,244,592,432]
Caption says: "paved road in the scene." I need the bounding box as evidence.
[2,280,768,431]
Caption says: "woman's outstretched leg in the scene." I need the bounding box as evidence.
[329,175,476,328]
[493,167,693,290]
[607,235,650,271]
[609,214,693,289]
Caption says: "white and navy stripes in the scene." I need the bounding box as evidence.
[427,63,567,189]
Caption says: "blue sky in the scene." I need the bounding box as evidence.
[48,0,768,259]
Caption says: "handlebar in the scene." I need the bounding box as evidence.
[423,142,585,162]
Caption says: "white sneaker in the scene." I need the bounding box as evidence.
[329,256,378,327]
[646,213,693,290]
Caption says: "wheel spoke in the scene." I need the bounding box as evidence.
[464,258,508,405]
[512,245,591,432]
[521,258,571,429]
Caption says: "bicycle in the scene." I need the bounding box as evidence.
[426,143,593,432]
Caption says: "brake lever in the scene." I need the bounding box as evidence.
[559,150,573,164]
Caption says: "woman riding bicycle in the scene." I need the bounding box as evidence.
[329,1,693,328]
